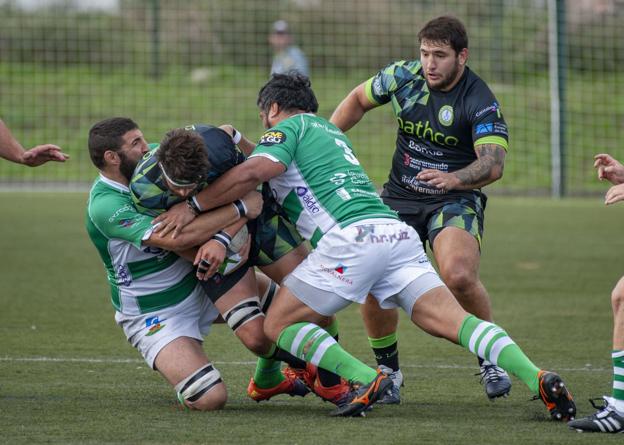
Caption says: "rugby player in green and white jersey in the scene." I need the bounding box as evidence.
[152,73,577,420]
[129,124,352,405]
[85,117,266,411]
[331,15,511,403]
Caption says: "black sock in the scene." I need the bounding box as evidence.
[272,347,307,369]
[372,342,400,372]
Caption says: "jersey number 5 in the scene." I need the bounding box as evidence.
[335,138,360,165]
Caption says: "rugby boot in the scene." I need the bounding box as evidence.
[478,362,512,400]
[329,369,392,417]
[312,377,355,407]
[283,363,316,389]
[247,372,310,402]
[377,365,403,405]
[535,370,576,421]
[568,396,624,433]
[285,364,354,407]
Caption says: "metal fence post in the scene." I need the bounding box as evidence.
[548,0,566,197]
[150,0,161,80]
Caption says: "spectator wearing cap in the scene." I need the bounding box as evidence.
[269,20,309,77]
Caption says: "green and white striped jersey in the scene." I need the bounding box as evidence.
[250,113,397,247]
[85,175,197,315]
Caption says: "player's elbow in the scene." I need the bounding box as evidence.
[490,164,504,182]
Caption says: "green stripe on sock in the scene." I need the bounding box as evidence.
[277,322,377,384]
[458,314,481,347]
[613,350,624,401]
[368,332,398,349]
[458,315,541,394]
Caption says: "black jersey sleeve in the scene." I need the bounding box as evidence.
[467,80,509,150]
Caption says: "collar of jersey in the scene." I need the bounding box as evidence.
[99,173,130,193]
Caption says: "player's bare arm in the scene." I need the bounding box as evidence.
[330,82,377,132]
[151,189,262,241]
[219,124,256,157]
[194,231,251,281]
[191,217,249,278]
[419,143,505,191]
[193,156,284,212]
[0,119,69,166]
[453,143,505,188]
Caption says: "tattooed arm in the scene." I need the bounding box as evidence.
[416,143,506,191]
[454,144,506,188]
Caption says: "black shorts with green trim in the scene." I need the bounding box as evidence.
[383,190,487,250]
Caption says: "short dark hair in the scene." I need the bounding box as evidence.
[88,117,138,169]
[418,15,468,54]
[257,72,319,115]
[158,128,211,184]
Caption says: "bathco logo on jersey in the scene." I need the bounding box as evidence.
[259,131,286,146]
[296,186,320,213]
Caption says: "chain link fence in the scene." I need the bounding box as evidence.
[1,0,623,195]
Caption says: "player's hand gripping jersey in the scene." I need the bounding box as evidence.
[365,60,509,200]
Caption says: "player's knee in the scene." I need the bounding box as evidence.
[611,283,624,314]
[176,363,226,411]
[441,267,475,295]
[188,384,227,411]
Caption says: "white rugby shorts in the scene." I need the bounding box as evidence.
[286,218,442,313]
[114,284,220,369]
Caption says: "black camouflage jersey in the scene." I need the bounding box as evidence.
[365,60,508,211]
[130,125,246,215]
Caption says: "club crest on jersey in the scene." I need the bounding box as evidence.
[438,105,454,126]
[259,131,286,146]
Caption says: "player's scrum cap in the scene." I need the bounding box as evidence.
[187,124,246,184]
[272,20,290,34]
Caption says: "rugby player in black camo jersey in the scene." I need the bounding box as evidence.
[331,15,511,403]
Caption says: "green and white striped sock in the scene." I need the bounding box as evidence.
[458,315,541,394]
[612,350,624,413]
[276,322,377,384]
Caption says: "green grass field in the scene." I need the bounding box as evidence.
[1,193,624,444]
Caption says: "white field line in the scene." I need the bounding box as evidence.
[0,356,608,372]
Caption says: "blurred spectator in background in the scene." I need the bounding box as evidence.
[269,20,309,77]
[0,119,68,166]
